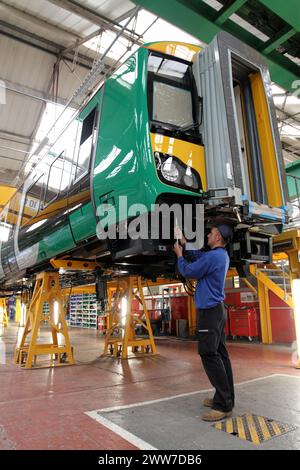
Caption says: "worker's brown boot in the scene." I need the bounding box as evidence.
[201,409,232,422]
[203,398,214,408]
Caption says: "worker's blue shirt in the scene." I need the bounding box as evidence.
[177,247,229,309]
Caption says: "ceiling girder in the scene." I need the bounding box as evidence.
[48,0,143,46]
[215,0,247,26]
[0,1,82,43]
[261,27,296,55]
[0,20,94,69]
[259,0,300,34]
[0,77,79,108]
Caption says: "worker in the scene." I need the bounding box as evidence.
[173,224,235,422]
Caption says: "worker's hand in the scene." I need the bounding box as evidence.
[174,226,186,245]
[173,241,183,257]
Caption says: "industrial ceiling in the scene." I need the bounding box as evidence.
[0,0,299,188]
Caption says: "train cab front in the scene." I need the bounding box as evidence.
[145,43,206,257]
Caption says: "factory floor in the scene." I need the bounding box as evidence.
[0,323,299,450]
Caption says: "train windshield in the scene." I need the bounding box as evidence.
[148,52,197,131]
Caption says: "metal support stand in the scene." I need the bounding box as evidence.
[0,298,8,328]
[103,276,157,359]
[14,271,75,369]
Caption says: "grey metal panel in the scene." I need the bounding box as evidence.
[216,31,288,206]
[194,35,234,192]
[194,31,288,206]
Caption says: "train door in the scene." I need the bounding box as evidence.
[193,31,288,209]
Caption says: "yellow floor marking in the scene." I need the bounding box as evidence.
[245,413,260,444]
[236,416,247,441]
[257,415,271,441]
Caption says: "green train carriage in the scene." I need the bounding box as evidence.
[0,32,290,286]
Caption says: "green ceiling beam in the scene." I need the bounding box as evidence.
[136,0,220,42]
[215,0,247,26]
[265,57,299,92]
[259,0,300,33]
[261,27,296,55]
[285,160,300,200]
[133,0,300,92]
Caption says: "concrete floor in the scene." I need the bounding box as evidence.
[0,323,299,450]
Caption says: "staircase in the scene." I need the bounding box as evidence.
[250,264,293,308]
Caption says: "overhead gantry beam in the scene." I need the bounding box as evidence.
[259,0,300,33]
[215,0,248,26]
[261,27,297,55]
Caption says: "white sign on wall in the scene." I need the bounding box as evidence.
[240,292,256,303]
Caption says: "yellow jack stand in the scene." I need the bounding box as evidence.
[14,271,75,369]
[103,276,157,359]
[0,298,8,328]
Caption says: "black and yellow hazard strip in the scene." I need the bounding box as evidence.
[213,413,297,445]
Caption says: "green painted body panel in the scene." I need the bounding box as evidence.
[92,47,201,228]
[133,0,300,92]
[69,201,97,243]
[37,223,76,262]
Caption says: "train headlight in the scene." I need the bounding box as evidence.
[183,166,196,188]
[154,152,202,191]
[161,157,180,183]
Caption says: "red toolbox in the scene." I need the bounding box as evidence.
[228,306,260,340]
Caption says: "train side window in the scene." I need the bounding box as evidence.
[44,152,64,207]
[74,107,97,181]
[21,175,44,226]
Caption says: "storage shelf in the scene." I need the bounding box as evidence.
[69,293,98,329]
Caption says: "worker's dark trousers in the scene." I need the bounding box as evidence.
[197,303,234,412]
